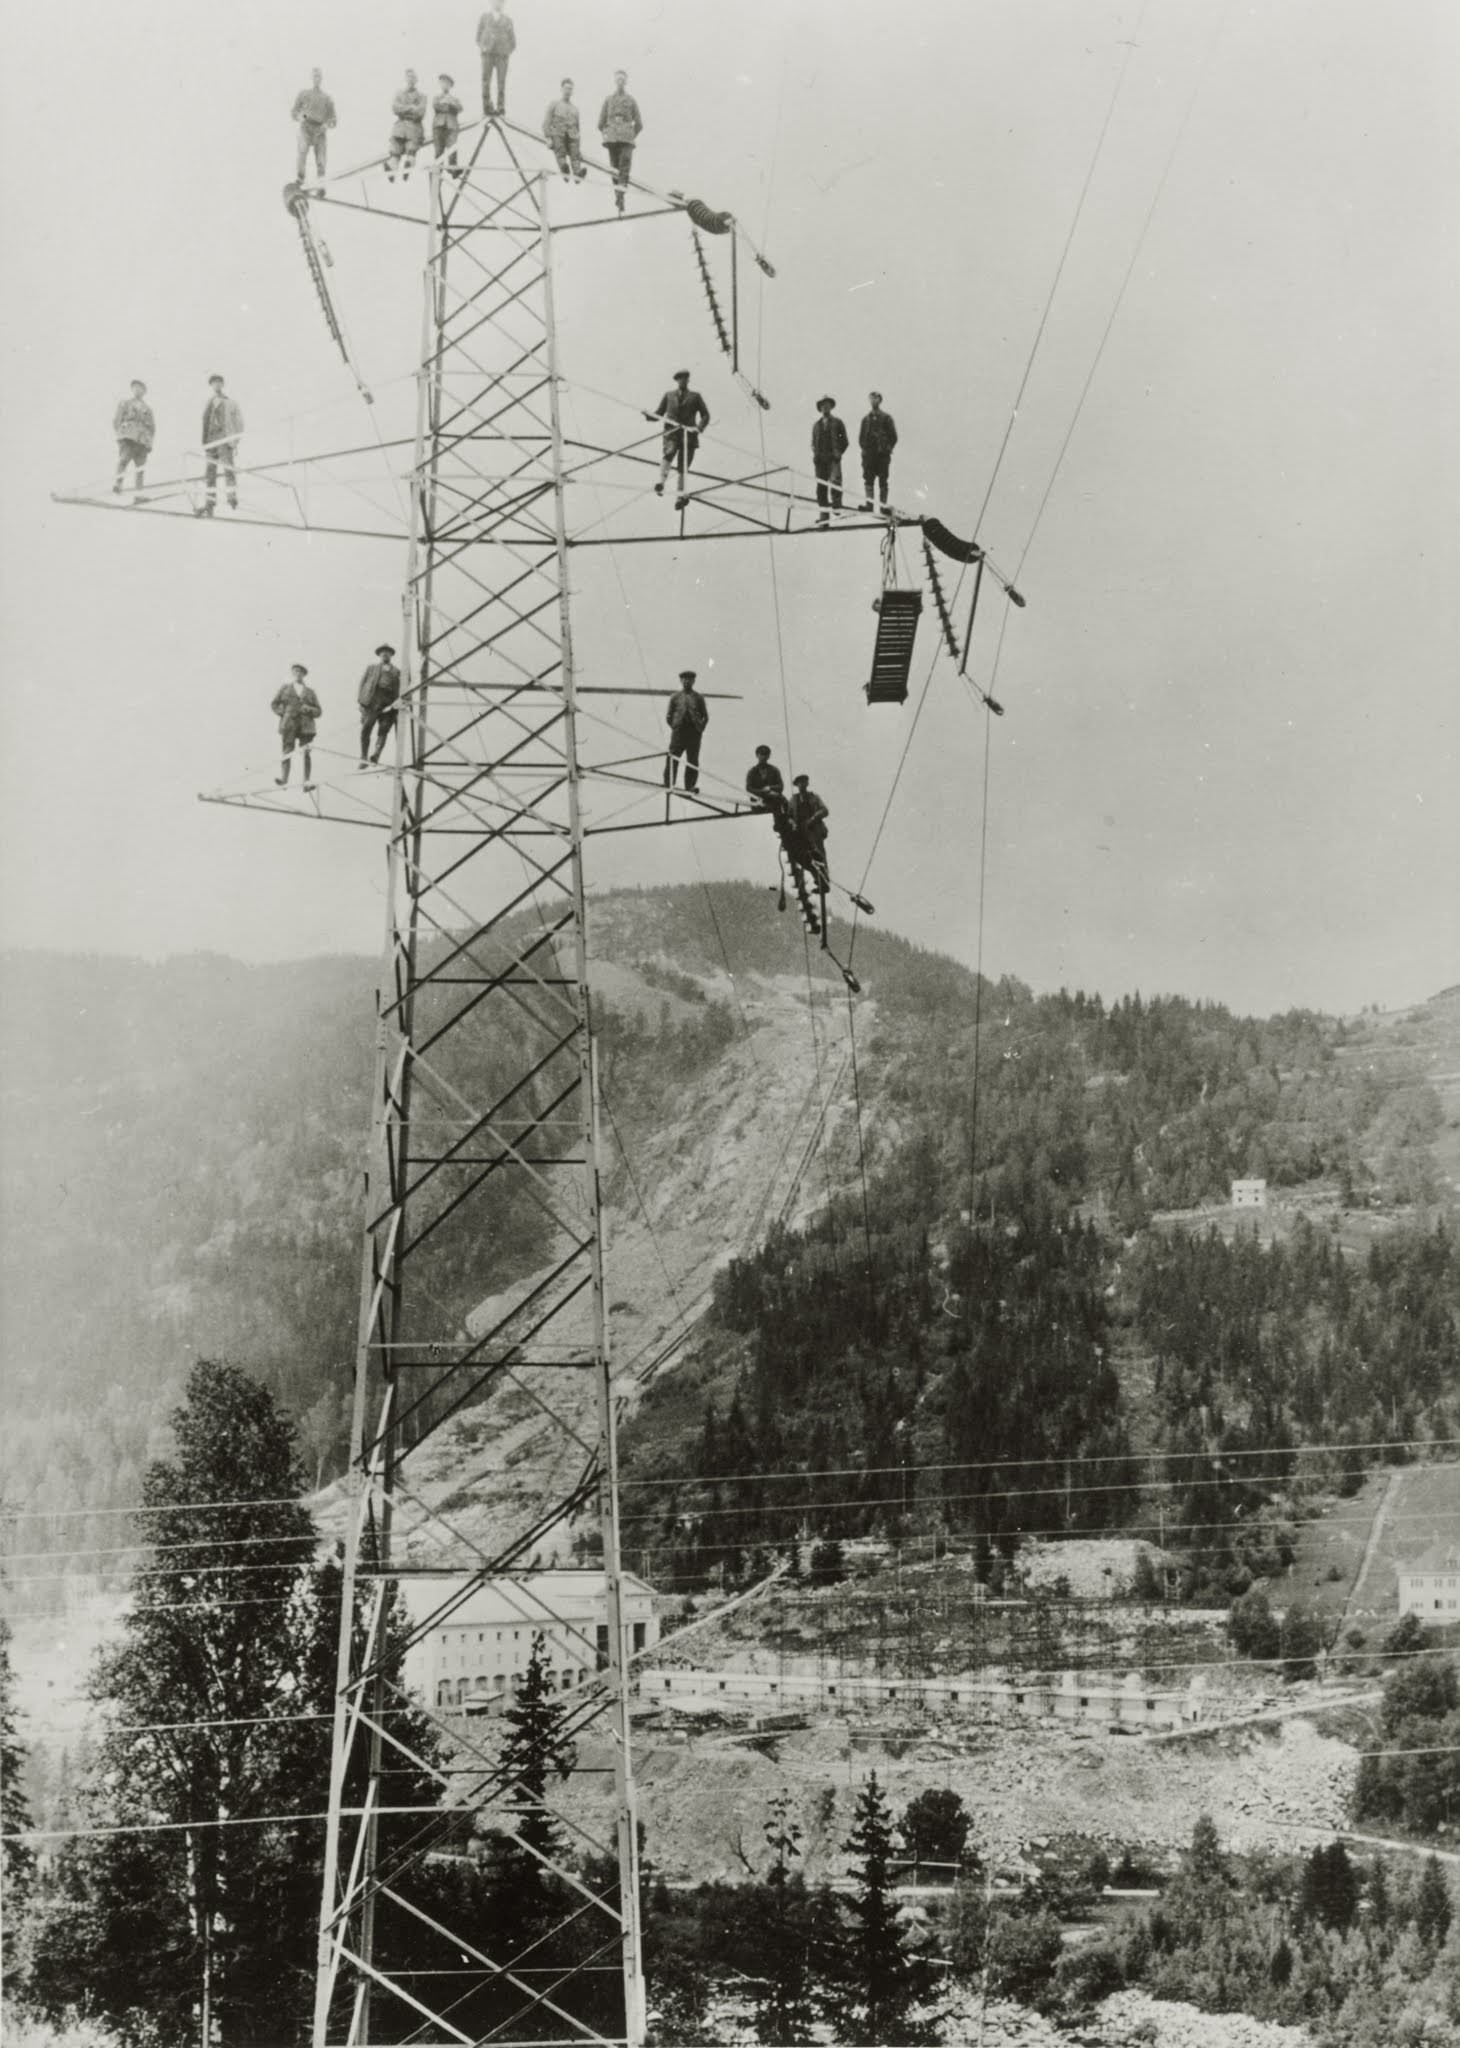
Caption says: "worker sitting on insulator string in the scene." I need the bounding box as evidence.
[787,774,831,888]
[858,390,898,513]
[646,369,709,508]
[476,0,515,118]
[664,670,709,793]
[195,374,243,518]
[432,75,465,180]
[291,68,336,191]
[272,665,321,791]
[385,71,427,182]
[542,79,587,182]
[598,69,642,214]
[812,395,848,526]
[112,379,155,505]
[745,744,786,818]
[358,643,401,768]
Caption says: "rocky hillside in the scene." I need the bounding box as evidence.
[2,889,1455,1595]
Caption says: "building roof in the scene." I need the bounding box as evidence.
[399,1568,658,1632]
[1398,1544,1460,1579]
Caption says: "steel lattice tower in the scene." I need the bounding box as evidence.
[59,105,906,2048]
[308,136,656,2048]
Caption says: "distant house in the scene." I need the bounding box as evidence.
[401,1569,660,1710]
[1231,1179,1267,1209]
[1397,1546,1460,1623]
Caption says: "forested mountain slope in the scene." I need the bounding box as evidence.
[1,889,1454,1603]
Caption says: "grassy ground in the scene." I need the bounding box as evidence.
[1285,1463,1460,1647]
[1286,1472,1389,1634]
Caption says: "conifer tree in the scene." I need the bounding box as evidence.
[498,1631,577,1880]
[1415,1855,1454,1950]
[1,1612,36,1951]
[833,1771,938,2046]
[750,1791,832,2047]
[27,1361,439,2048]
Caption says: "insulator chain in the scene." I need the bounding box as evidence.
[690,229,732,359]
[922,539,962,663]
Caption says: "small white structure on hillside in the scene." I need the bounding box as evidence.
[1231,1179,1267,1209]
[401,1570,660,1709]
[1397,1545,1460,1624]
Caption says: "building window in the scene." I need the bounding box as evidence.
[632,1622,647,1653]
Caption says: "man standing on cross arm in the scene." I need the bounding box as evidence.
[112,380,154,503]
[811,395,848,525]
[664,670,709,793]
[599,70,642,214]
[647,370,710,507]
[196,374,243,517]
[291,69,336,188]
[858,390,897,513]
[358,643,401,766]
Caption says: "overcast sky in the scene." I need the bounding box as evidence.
[0,0,1455,1017]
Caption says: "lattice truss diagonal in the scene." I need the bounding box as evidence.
[313,131,651,2048]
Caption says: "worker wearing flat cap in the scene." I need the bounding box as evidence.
[665,669,709,792]
[357,642,402,767]
[811,395,848,526]
[647,369,710,504]
[787,772,830,884]
[272,664,322,789]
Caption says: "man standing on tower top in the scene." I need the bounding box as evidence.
[196,374,243,517]
[647,370,710,507]
[477,0,516,118]
[291,68,336,188]
[664,670,709,793]
[598,70,642,214]
[858,390,897,513]
[432,75,465,179]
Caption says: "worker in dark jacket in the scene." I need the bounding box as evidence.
[358,643,402,766]
[664,670,709,792]
[858,391,898,512]
[647,370,710,505]
[291,69,336,186]
[745,744,785,814]
[811,395,848,525]
[787,774,830,884]
[476,0,516,116]
[432,76,465,178]
[272,665,322,789]
[598,70,642,213]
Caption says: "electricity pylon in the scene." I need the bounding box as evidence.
[59,106,895,2048]
[304,133,661,2048]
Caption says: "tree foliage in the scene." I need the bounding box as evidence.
[25,1361,438,2048]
